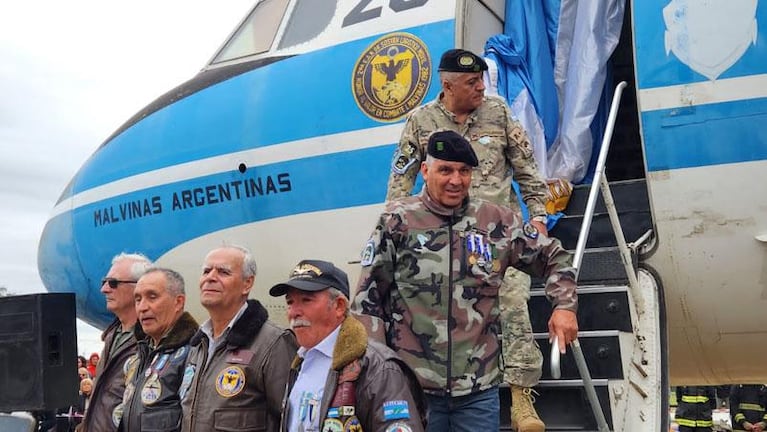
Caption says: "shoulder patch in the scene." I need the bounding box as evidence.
[523,222,539,239]
[391,149,417,174]
[360,240,375,267]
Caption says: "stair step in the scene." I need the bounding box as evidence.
[532,247,636,287]
[565,179,650,215]
[529,286,632,333]
[548,178,652,250]
[500,380,613,431]
[533,331,624,380]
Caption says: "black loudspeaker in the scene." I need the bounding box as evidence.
[0,293,78,412]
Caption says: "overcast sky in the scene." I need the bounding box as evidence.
[0,1,254,355]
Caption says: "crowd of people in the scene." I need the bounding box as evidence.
[55,48,580,432]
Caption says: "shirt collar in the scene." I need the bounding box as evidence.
[200,301,249,341]
[297,324,341,360]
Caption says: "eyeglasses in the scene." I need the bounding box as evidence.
[101,278,138,288]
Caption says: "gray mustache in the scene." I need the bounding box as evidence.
[290,318,312,329]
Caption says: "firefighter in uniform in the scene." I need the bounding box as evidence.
[674,386,715,431]
[730,384,767,432]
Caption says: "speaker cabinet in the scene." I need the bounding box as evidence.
[0,293,78,412]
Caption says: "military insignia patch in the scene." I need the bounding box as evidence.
[383,400,411,420]
[523,222,539,239]
[215,365,246,398]
[352,32,431,122]
[141,373,162,405]
[458,54,475,66]
[172,345,188,362]
[322,418,344,432]
[111,403,124,427]
[392,151,416,174]
[360,240,375,266]
[344,416,363,432]
[385,422,413,432]
[123,355,139,382]
[179,364,196,400]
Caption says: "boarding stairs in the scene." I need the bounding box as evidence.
[499,83,667,431]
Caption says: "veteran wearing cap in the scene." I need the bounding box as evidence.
[384,48,553,431]
[118,267,199,432]
[270,259,426,432]
[354,131,578,431]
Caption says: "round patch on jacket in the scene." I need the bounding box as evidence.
[172,345,188,362]
[523,222,539,239]
[385,422,413,432]
[111,403,124,427]
[321,418,344,432]
[344,416,363,432]
[360,240,375,266]
[215,365,246,398]
[141,373,162,405]
[123,354,139,383]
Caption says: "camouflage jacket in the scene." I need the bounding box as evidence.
[385,94,548,217]
[352,188,577,396]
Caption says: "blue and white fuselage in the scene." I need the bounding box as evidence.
[38,0,767,388]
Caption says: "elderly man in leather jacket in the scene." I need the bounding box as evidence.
[79,253,152,432]
[270,259,426,432]
[181,245,297,432]
[119,267,199,432]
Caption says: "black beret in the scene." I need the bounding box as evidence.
[438,49,488,73]
[427,131,478,167]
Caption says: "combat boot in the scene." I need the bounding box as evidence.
[511,385,545,432]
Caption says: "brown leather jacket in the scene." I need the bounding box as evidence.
[79,319,141,432]
[180,300,297,432]
[280,316,427,432]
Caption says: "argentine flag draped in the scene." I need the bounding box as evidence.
[485,0,625,184]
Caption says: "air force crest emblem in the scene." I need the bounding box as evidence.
[663,0,758,80]
[352,32,431,122]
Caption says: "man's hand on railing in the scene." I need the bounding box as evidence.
[548,309,578,353]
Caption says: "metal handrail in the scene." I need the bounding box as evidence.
[550,81,628,432]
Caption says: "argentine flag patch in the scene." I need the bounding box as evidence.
[382,400,410,420]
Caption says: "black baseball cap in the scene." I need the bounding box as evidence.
[427,130,479,167]
[438,49,488,73]
[269,259,350,298]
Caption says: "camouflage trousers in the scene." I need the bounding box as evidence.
[499,266,543,387]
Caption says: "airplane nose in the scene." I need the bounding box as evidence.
[38,209,113,329]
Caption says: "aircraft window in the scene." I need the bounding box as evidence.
[211,0,290,64]
[277,0,337,50]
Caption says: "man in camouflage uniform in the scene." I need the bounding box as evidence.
[386,48,551,431]
[354,131,578,431]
